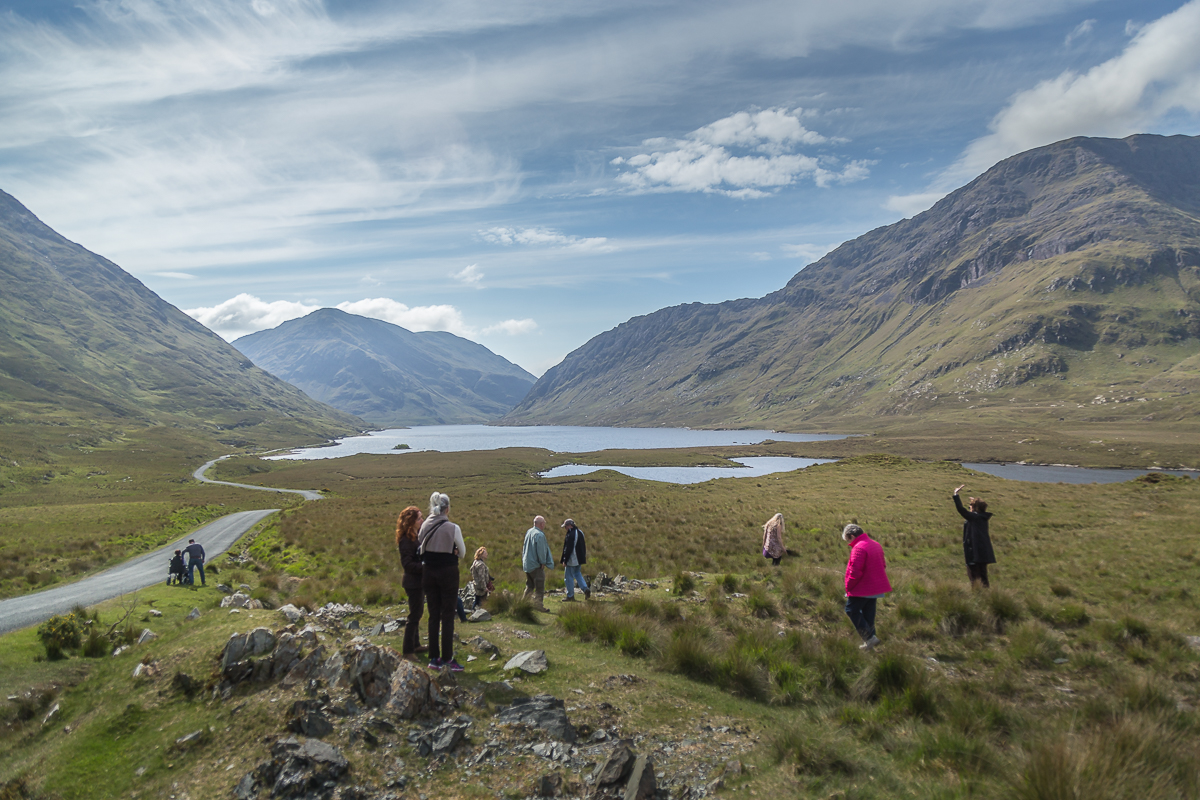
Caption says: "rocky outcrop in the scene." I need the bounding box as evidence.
[498,695,577,743]
[235,737,349,800]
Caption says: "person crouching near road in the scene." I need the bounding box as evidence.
[168,550,186,585]
[417,492,466,672]
[763,513,786,566]
[560,519,590,601]
[842,523,892,651]
[522,515,554,612]
[470,547,493,608]
[396,505,428,660]
[184,538,206,586]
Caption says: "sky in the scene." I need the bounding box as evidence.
[2,1,1199,376]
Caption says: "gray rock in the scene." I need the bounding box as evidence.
[385,657,451,719]
[468,608,491,622]
[414,719,470,757]
[467,636,499,654]
[185,607,201,622]
[287,701,334,739]
[245,627,277,657]
[624,755,656,800]
[175,729,206,748]
[497,695,577,743]
[254,737,349,798]
[217,584,234,595]
[279,604,304,623]
[537,772,564,798]
[594,741,636,786]
[504,650,548,674]
[282,645,326,687]
[137,628,157,645]
[149,609,163,617]
[221,592,251,609]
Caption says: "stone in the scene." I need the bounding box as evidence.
[497,695,577,743]
[271,634,302,680]
[287,700,334,739]
[706,778,725,794]
[347,619,360,630]
[149,609,163,617]
[467,636,499,655]
[279,604,304,623]
[537,772,564,798]
[468,608,491,622]
[504,650,548,674]
[137,628,157,645]
[222,632,249,670]
[245,627,277,657]
[413,719,470,757]
[623,755,656,800]
[282,646,326,687]
[175,729,206,749]
[343,642,403,708]
[385,658,451,719]
[724,760,743,776]
[221,592,251,609]
[242,737,349,799]
[217,584,234,594]
[185,607,201,621]
[466,655,477,662]
[245,598,265,610]
[594,742,636,787]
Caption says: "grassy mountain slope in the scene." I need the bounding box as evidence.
[505,135,1200,439]
[0,189,362,455]
[234,308,536,427]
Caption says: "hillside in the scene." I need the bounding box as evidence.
[505,134,1200,434]
[234,308,536,427]
[0,189,362,453]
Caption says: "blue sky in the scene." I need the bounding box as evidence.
[2,0,1198,375]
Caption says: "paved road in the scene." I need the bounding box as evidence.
[0,457,322,635]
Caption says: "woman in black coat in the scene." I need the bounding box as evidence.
[953,484,996,588]
[396,505,428,658]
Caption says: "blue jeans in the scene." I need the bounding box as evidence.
[844,596,877,641]
[564,565,588,598]
[188,560,205,586]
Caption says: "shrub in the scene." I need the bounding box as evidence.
[1007,621,1064,667]
[930,584,984,636]
[721,574,739,593]
[37,612,83,659]
[770,722,858,775]
[853,652,923,703]
[661,625,718,683]
[985,589,1023,627]
[80,628,109,658]
[673,571,696,596]
[746,586,778,618]
[620,596,660,618]
[506,596,540,624]
[616,627,655,657]
[912,728,994,775]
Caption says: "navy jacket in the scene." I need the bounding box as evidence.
[184,542,205,563]
[561,527,587,566]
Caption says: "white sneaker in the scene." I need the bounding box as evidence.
[859,635,881,651]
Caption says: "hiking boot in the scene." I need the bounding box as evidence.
[446,659,465,673]
[415,645,429,654]
[536,606,551,613]
[428,657,443,670]
[584,588,591,600]
[859,635,881,651]
[562,596,576,602]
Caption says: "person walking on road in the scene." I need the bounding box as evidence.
[184,539,206,586]
[953,485,996,588]
[560,519,590,602]
[417,492,466,672]
[522,516,554,611]
[842,523,892,651]
[763,513,786,566]
[396,505,428,659]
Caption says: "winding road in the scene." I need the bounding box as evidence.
[0,458,319,636]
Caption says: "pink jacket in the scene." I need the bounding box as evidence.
[844,533,892,597]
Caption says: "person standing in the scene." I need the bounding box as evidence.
[184,538,206,586]
[417,492,466,672]
[560,519,590,602]
[522,516,554,612]
[395,505,428,659]
[762,513,786,566]
[842,523,892,651]
[470,547,493,608]
[953,485,996,588]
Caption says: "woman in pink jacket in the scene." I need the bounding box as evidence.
[842,523,892,651]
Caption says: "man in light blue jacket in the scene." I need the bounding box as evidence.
[521,515,554,612]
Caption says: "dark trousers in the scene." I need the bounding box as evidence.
[187,560,205,585]
[771,557,782,566]
[402,578,424,655]
[844,596,878,641]
[967,562,990,588]
[423,563,459,662]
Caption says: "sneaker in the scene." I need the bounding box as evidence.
[859,635,881,651]
[428,657,443,670]
[446,659,465,672]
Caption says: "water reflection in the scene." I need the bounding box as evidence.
[540,457,834,484]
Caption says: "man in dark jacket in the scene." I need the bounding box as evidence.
[560,519,590,601]
[184,538,206,586]
[953,485,995,587]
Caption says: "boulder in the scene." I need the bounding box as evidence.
[175,729,207,749]
[137,629,157,645]
[467,636,499,655]
[222,632,250,670]
[594,741,636,787]
[245,627,277,657]
[497,695,577,743]
[245,598,265,610]
[185,607,201,621]
[468,608,491,623]
[537,772,564,798]
[279,604,304,623]
[271,634,302,680]
[341,642,403,707]
[221,592,251,609]
[149,609,163,617]
[287,700,334,739]
[384,658,451,719]
[237,737,349,799]
[624,755,656,800]
[217,584,234,594]
[504,650,548,674]
[411,718,471,757]
[282,645,326,688]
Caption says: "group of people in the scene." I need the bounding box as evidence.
[394,491,590,671]
[761,486,996,651]
[167,538,206,586]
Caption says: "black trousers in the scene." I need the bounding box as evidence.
[967,562,990,588]
[402,577,423,655]
[423,563,459,662]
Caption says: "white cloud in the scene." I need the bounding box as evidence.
[454,264,485,286]
[883,191,947,218]
[1064,18,1095,46]
[484,318,538,335]
[152,271,196,279]
[186,293,473,340]
[780,242,839,262]
[481,227,612,252]
[614,108,869,197]
[946,0,1200,186]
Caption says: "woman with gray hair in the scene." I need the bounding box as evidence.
[841,523,892,651]
[417,491,467,671]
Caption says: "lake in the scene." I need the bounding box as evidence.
[267,425,847,459]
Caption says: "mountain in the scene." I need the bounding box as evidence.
[233,309,537,427]
[0,190,362,449]
[505,134,1200,430]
